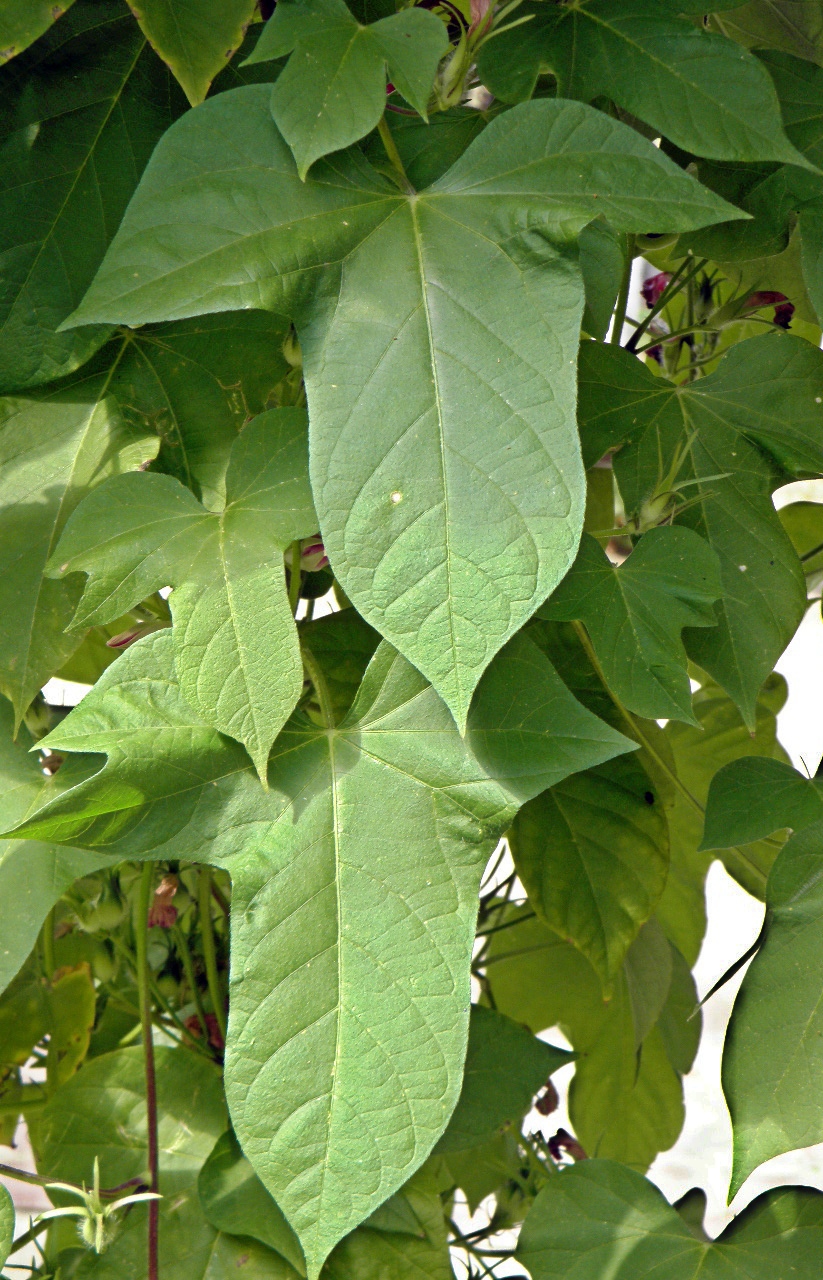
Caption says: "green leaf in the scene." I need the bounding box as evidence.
[299,610,381,724]
[61,89,742,728]
[477,0,811,166]
[657,943,701,1075]
[199,1130,306,1274]
[4,627,632,1275]
[724,823,823,1193]
[107,313,292,510]
[624,919,674,1050]
[433,1006,573,1154]
[780,499,823,576]
[577,334,823,726]
[658,674,790,961]
[244,0,448,176]
[702,756,823,850]
[579,220,626,342]
[509,751,670,988]
[516,1159,823,1279]
[49,408,316,780]
[362,108,489,191]
[324,1226,455,1280]
[542,528,722,724]
[0,0,186,391]
[0,1182,12,1269]
[712,1,823,65]
[484,908,684,1170]
[0,0,76,62]
[0,372,158,726]
[39,1045,297,1280]
[129,0,258,106]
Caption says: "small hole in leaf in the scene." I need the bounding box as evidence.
[644,791,654,805]
[390,491,403,504]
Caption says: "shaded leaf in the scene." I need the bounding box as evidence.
[657,945,701,1076]
[712,1,823,65]
[0,0,185,391]
[0,1,76,62]
[516,1159,823,1279]
[198,1130,306,1274]
[702,756,823,850]
[433,1006,573,1154]
[109,313,292,510]
[0,372,158,725]
[542,527,722,724]
[324,1226,455,1280]
[62,89,742,728]
[245,0,448,176]
[577,334,823,726]
[579,220,626,342]
[724,822,823,1193]
[484,908,684,1170]
[658,675,790,962]
[477,0,810,165]
[129,0,258,106]
[362,108,489,191]
[49,408,316,780]
[624,919,674,1050]
[779,499,823,577]
[510,751,669,988]
[4,627,632,1275]
[39,1046,296,1279]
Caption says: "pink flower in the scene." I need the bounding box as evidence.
[743,291,794,329]
[641,272,671,309]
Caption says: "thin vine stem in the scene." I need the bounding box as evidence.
[302,646,336,730]
[41,907,55,981]
[377,116,414,194]
[198,867,227,1046]
[625,256,707,351]
[172,923,209,1042]
[136,863,160,1280]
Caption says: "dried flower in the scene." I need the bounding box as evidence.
[148,874,179,929]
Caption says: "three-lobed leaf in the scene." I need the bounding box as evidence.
[49,408,316,780]
[246,0,449,177]
[60,88,742,729]
[3,624,633,1275]
[541,526,722,724]
[516,1159,823,1279]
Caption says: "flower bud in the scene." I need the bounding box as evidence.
[641,272,671,309]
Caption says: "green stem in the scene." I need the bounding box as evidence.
[802,540,823,563]
[634,323,718,354]
[626,257,706,351]
[198,867,227,1046]
[302,646,336,729]
[136,864,160,1280]
[172,924,209,1043]
[8,1220,48,1256]
[377,116,414,194]
[0,1163,55,1190]
[109,936,209,1056]
[288,540,302,615]
[610,235,635,345]
[41,908,55,981]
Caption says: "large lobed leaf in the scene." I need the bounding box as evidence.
[60,87,741,727]
[516,1159,823,1278]
[49,407,317,781]
[2,624,633,1275]
[476,0,811,166]
[245,0,449,177]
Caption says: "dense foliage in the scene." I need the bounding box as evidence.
[2,0,823,1276]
